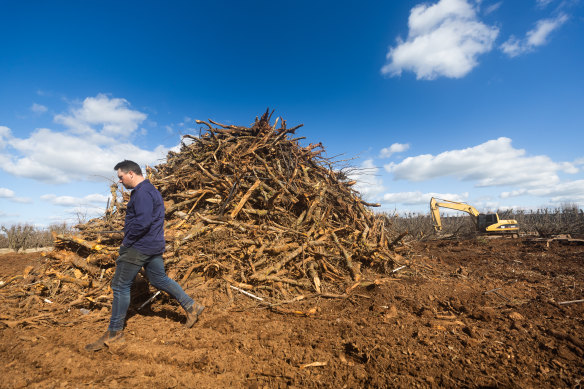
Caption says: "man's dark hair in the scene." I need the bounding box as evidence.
[114,160,143,176]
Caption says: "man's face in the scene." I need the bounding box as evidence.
[117,169,135,189]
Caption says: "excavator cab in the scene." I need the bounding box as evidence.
[477,214,499,232]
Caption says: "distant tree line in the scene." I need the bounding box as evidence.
[0,223,73,252]
[388,204,584,240]
[2,205,582,251]
[511,204,584,236]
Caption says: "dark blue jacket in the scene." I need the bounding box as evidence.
[122,179,166,255]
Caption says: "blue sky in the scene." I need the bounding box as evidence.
[1,0,583,227]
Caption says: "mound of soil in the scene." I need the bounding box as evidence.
[1,237,582,387]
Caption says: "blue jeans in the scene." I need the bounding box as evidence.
[108,251,194,331]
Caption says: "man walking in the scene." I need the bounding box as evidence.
[86,160,204,351]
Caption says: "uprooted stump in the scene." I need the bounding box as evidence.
[35,110,405,308]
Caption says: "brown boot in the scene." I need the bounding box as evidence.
[185,303,204,328]
[85,330,124,351]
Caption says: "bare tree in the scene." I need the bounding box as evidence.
[1,224,35,252]
[0,222,74,251]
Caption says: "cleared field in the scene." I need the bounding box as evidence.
[1,237,582,388]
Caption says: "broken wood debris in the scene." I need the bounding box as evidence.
[557,299,584,305]
[7,110,406,310]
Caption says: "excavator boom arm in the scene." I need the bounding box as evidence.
[430,197,480,231]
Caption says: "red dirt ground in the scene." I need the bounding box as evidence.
[1,237,583,388]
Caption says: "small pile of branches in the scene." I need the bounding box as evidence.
[37,110,404,307]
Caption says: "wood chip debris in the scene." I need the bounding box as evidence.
[300,361,328,369]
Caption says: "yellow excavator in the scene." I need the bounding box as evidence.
[430,197,519,235]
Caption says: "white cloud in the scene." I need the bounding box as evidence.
[536,0,554,8]
[379,143,410,158]
[384,137,576,188]
[347,159,385,199]
[9,197,32,204]
[2,128,168,183]
[382,191,467,206]
[527,14,568,46]
[501,180,584,204]
[0,95,172,184]
[0,188,15,198]
[381,0,499,80]
[54,94,147,137]
[484,2,502,15]
[31,103,48,113]
[181,116,192,126]
[500,189,527,198]
[41,193,109,207]
[0,187,32,203]
[45,205,108,225]
[501,13,568,57]
[500,37,523,58]
[0,126,11,149]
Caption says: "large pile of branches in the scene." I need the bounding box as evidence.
[41,110,403,308]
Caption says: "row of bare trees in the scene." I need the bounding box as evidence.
[512,205,584,236]
[2,206,582,251]
[0,223,72,252]
[389,204,584,240]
